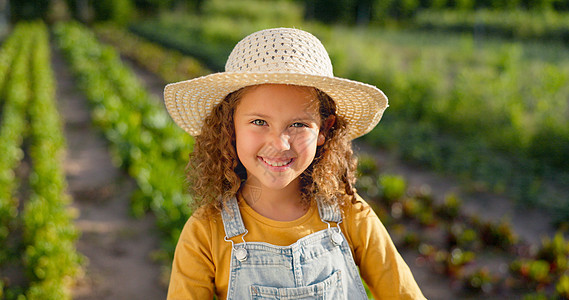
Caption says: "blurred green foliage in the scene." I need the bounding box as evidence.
[0,21,82,300]
[7,0,569,24]
[0,21,27,268]
[415,9,569,42]
[378,175,407,203]
[94,24,211,83]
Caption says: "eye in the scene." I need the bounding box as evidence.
[291,122,308,128]
[251,119,266,126]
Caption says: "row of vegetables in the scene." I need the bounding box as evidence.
[357,156,569,299]
[94,24,211,84]
[0,22,81,299]
[414,9,569,42]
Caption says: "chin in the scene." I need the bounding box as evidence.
[260,178,295,191]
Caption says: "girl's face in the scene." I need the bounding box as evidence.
[234,84,325,194]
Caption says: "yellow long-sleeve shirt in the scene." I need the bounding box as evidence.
[167,194,426,299]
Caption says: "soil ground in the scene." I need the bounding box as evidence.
[53,42,558,299]
[52,45,166,299]
[354,142,557,246]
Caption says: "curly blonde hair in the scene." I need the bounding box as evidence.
[186,85,357,213]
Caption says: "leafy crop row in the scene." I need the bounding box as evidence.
[414,9,569,42]
[0,22,81,300]
[129,16,233,72]
[53,22,194,266]
[21,22,83,300]
[0,24,33,284]
[0,22,29,271]
[93,24,210,84]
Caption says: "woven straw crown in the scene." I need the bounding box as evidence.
[164,27,388,139]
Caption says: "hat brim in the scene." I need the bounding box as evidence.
[164,72,388,139]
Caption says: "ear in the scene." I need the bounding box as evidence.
[317,132,325,146]
[317,115,336,146]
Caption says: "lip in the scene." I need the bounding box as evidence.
[258,156,294,171]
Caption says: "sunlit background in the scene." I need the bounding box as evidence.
[1,0,568,299]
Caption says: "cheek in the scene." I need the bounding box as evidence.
[235,129,260,157]
[234,128,247,159]
[292,129,320,154]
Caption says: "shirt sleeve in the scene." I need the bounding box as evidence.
[346,195,426,300]
[167,213,215,300]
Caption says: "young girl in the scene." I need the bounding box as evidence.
[164,28,425,299]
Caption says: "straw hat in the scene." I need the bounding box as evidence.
[164,27,388,139]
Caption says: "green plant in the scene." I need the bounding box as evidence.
[21,22,82,300]
[464,267,498,293]
[557,274,569,299]
[0,21,83,300]
[402,197,436,226]
[419,243,475,277]
[378,175,407,203]
[436,193,462,221]
[0,25,29,270]
[511,259,552,285]
[356,154,379,177]
[476,219,518,250]
[447,222,480,250]
[0,22,34,270]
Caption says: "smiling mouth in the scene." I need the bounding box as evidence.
[259,157,294,167]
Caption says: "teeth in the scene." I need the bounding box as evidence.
[263,158,292,167]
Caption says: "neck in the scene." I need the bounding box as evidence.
[241,179,308,221]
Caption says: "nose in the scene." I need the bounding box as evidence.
[267,130,290,154]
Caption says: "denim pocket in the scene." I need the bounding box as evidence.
[249,270,343,300]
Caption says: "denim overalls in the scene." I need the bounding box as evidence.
[221,197,368,299]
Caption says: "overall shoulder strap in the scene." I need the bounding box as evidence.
[220,196,247,238]
[316,197,343,223]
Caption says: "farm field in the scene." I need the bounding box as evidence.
[51,35,166,299]
[0,22,81,300]
[130,10,569,222]
[1,0,569,299]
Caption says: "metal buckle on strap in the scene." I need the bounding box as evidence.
[323,220,344,246]
[224,229,249,262]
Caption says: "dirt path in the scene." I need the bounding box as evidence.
[52,45,167,299]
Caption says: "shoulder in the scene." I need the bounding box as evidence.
[340,193,391,246]
[179,206,224,243]
[341,193,377,220]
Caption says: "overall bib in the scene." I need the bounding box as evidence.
[221,197,368,299]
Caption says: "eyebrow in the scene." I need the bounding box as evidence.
[242,113,319,123]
